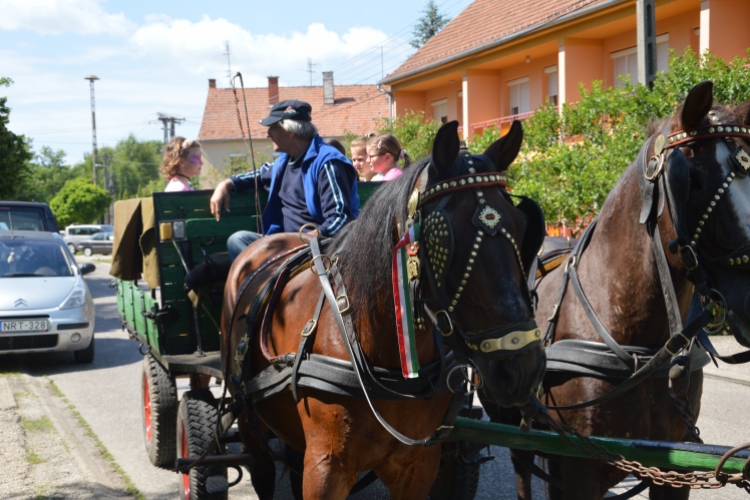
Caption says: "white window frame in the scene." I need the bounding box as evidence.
[432,98,448,124]
[612,34,669,87]
[545,65,558,105]
[507,76,530,116]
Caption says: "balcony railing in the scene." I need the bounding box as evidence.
[468,107,557,136]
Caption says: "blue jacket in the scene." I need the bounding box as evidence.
[231,135,360,236]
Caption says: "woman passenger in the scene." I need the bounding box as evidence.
[160,137,203,192]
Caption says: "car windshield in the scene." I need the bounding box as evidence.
[0,209,44,231]
[0,237,75,277]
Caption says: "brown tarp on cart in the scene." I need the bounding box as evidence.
[110,197,160,288]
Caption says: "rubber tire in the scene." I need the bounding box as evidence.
[73,336,95,364]
[142,354,177,468]
[83,247,93,257]
[67,243,76,255]
[428,443,481,500]
[177,390,227,500]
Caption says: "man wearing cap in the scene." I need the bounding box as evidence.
[210,99,360,261]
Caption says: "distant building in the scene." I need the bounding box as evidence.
[381,0,750,138]
[197,74,389,183]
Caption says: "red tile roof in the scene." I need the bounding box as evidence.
[385,0,618,81]
[198,84,390,141]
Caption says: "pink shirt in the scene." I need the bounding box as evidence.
[165,178,194,192]
[382,168,403,181]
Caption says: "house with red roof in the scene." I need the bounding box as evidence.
[381,0,750,139]
[197,74,389,183]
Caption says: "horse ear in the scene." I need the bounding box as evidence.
[483,120,523,172]
[431,120,460,176]
[680,81,714,130]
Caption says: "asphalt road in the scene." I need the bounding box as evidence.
[6,258,750,499]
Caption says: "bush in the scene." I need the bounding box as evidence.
[377,110,441,163]
[480,48,750,234]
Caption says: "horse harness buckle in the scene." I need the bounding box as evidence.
[665,332,691,357]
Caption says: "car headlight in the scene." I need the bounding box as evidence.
[60,286,87,310]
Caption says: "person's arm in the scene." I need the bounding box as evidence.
[316,160,356,237]
[210,162,273,221]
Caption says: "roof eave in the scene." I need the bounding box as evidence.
[380,0,627,86]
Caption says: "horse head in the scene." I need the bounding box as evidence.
[416,120,546,407]
[652,81,750,346]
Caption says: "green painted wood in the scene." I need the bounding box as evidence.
[449,417,746,474]
[186,217,259,240]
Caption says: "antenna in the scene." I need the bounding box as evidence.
[305,58,319,86]
[224,41,232,80]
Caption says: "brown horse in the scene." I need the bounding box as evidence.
[220,120,547,499]
[484,82,750,499]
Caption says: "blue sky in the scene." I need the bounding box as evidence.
[1,0,473,164]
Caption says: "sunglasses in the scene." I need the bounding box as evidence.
[367,154,382,160]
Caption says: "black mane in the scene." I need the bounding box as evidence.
[330,157,431,318]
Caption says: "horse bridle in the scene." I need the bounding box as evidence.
[404,152,542,359]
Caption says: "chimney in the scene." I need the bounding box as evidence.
[323,71,334,105]
[268,76,279,105]
[208,79,216,89]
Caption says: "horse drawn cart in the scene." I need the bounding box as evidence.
[111,187,486,500]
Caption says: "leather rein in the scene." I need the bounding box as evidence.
[542,119,750,411]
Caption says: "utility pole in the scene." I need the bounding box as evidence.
[84,75,100,186]
[305,58,318,86]
[379,46,385,80]
[223,41,232,82]
[636,0,657,89]
[156,113,185,144]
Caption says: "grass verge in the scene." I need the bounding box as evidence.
[44,377,145,500]
[22,416,54,432]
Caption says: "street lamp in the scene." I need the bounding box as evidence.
[84,75,99,186]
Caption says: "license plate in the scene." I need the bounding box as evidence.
[0,319,50,333]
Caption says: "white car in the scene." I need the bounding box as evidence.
[0,230,96,363]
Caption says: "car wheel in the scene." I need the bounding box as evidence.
[177,390,227,500]
[67,243,77,254]
[73,336,95,364]
[142,354,178,468]
[83,247,93,257]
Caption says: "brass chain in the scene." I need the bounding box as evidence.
[536,407,750,491]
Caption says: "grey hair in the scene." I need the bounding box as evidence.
[279,119,318,140]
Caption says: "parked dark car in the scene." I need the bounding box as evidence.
[75,232,114,256]
[0,202,59,232]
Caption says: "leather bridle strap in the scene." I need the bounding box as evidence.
[309,236,463,446]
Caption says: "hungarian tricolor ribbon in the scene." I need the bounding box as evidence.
[392,222,421,379]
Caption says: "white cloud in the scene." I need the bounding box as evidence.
[0,0,135,36]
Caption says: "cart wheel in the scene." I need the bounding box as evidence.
[141,354,177,468]
[429,442,481,500]
[177,389,227,500]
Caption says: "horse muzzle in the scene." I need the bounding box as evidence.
[463,320,543,359]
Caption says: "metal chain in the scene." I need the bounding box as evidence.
[533,406,750,491]
[669,389,703,444]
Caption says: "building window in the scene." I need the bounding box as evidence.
[508,77,530,116]
[432,99,448,124]
[612,34,669,87]
[545,66,558,105]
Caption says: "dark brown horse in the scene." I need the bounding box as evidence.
[220,121,547,499]
[484,82,750,499]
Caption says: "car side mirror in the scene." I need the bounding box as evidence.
[79,262,96,275]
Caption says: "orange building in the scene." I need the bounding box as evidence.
[381,0,750,138]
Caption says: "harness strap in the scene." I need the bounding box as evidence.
[291,291,325,402]
[545,307,713,411]
[309,236,466,446]
[567,221,635,368]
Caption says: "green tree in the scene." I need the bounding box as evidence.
[49,177,111,227]
[18,146,77,203]
[0,77,32,199]
[477,47,750,234]
[376,110,441,163]
[411,0,451,49]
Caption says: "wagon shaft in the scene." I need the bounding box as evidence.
[449,417,749,474]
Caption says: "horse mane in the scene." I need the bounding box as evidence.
[329,157,432,318]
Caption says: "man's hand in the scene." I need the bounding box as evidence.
[210,180,233,221]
